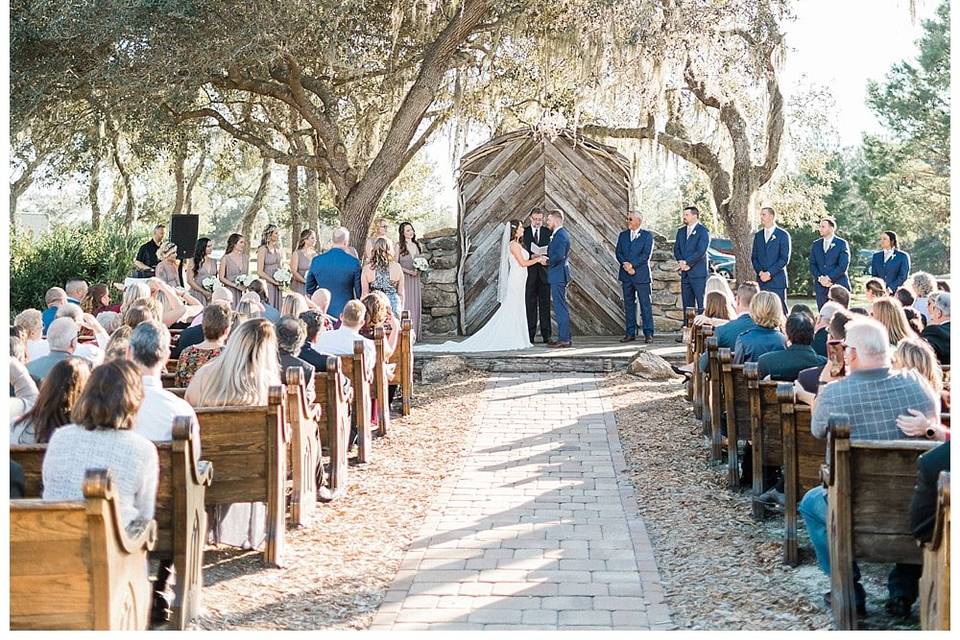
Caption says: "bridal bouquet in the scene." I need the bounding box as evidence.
[201,276,218,292]
[273,266,293,288]
[413,257,431,273]
[234,273,256,288]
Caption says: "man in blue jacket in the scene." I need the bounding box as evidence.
[673,206,710,330]
[305,227,362,317]
[870,230,911,294]
[751,206,791,313]
[546,210,573,348]
[809,217,851,308]
[616,210,655,343]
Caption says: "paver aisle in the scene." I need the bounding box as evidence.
[371,373,673,630]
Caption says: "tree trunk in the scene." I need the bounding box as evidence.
[717,195,756,285]
[184,150,206,216]
[287,164,302,251]
[171,138,187,216]
[89,155,103,230]
[340,191,380,255]
[241,157,273,252]
[304,167,320,233]
[108,125,135,228]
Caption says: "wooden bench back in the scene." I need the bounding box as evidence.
[372,326,391,436]
[719,348,751,488]
[10,469,157,630]
[920,471,950,630]
[285,367,320,525]
[338,341,372,463]
[313,357,350,497]
[706,337,722,461]
[746,367,782,518]
[193,386,288,566]
[388,310,414,416]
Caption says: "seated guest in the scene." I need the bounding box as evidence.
[695,282,760,373]
[27,317,82,383]
[247,278,281,324]
[65,278,88,306]
[10,461,26,499]
[11,358,92,445]
[757,313,827,382]
[937,279,950,292]
[41,286,67,335]
[298,311,330,371]
[693,275,736,326]
[96,311,122,335]
[827,284,850,308]
[42,359,158,528]
[281,292,310,319]
[903,307,925,335]
[871,297,917,345]
[104,325,133,361]
[82,283,118,316]
[187,285,233,328]
[10,335,39,421]
[796,308,855,398]
[798,318,938,616]
[910,272,936,323]
[123,297,162,328]
[849,306,869,316]
[56,303,108,363]
[920,291,950,365]
[360,292,402,417]
[789,303,815,323]
[313,299,377,377]
[864,277,887,303]
[892,338,945,412]
[812,301,844,357]
[176,302,231,387]
[909,441,950,544]
[894,286,916,311]
[185,318,281,550]
[14,308,49,362]
[310,288,338,330]
[131,321,199,442]
[733,291,786,364]
[276,316,316,403]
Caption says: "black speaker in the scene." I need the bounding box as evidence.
[169,215,200,260]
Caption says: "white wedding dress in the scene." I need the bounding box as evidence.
[418,239,533,353]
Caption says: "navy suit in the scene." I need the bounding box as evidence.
[733,326,787,365]
[305,247,362,317]
[673,223,710,322]
[616,228,654,338]
[870,250,911,293]
[547,226,572,343]
[751,226,792,312]
[809,236,851,308]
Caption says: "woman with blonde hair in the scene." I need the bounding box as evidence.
[870,297,916,345]
[893,337,943,394]
[281,292,310,319]
[14,308,49,362]
[256,224,284,309]
[121,278,192,327]
[910,272,936,322]
[104,325,134,361]
[361,237,405,317]
[155,241,181,288]
[733,290,787,364]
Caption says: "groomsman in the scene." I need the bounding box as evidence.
[616,210,654,343]
[750,206,791,312]
[523,206,553,343]
[870,230,911,293]
[809,217,851,308]
[673,206,710,333]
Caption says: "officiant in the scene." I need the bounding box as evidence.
[523,206,553,344]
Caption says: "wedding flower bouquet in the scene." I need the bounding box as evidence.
[413,257,431,273]
[201,276,218,292]
[234,273,256,288]
[273,266,293,288]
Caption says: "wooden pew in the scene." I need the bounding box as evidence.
[10,469,158,630]
[194,386,289,567]
[691,321,705,419]
[719,349,751,488]
[706,336,723,461]
[338,341,372,464]
[824,415,936,629]
[313,358,350,499]
[284,367,321,525]
[11,422,213,630]
[746,368,783,520]
[161,371,177,389]
[777,383,825,566]
[684,308,696,403]
[920,471,950,630]
[372,326,391,436]
[697,324,714,435]
[388,310,414,416]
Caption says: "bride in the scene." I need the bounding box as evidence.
[418,219,547,353]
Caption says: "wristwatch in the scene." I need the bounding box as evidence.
[925,427,936,439]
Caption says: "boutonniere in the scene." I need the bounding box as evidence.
[770,234,776,241]
[689,230,696,236]
[829,243,835,251]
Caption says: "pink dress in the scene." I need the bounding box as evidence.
[261,246,282,308]
[291,249,316,296]
[155,261,181,289]
[190,257,219,302]
[221,253,247,307]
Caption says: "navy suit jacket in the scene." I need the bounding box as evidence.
[751,227,791,289]
[699,312,759,372]
[733,326,787,364]
[615,229,653,285]
[673,223,710,280]
[305,247,362,317]
[870,250,911,292]
[809,236,851,290]
[547,227,571,285]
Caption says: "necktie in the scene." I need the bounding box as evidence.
[630,231,637,242]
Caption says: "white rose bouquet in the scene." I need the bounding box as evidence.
[273,266,293,289]
[234,273,256,288]
[413,257,431,273]
[201,276,218,292]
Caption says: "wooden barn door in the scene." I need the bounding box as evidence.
[458,131,630,336]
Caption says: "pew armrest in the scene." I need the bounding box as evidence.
[196,460,214,486]
[819,463,831,488]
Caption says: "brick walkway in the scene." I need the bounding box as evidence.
[371,373,672,630]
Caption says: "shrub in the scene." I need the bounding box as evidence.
[10,224,147,318]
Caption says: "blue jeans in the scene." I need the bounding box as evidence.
[799,485,861,582]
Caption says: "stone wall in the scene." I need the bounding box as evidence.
[419,228,686,337]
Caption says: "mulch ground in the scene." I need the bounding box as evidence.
[188,372,488,630]
[601,371,920,630]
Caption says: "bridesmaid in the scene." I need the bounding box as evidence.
[289,229,318,296]
[397,221,423,340]
[155,242,182,288]
[186,237,219,303]
[256,223,284,309]
[218,233,248,307]
[361,237,405,317]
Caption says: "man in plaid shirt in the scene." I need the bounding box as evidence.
[799,318,938,618]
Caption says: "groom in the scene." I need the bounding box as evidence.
[545,210,572,348]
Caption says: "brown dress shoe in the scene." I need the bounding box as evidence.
[619,336,636,343]
[550,341,572,348]
[643,335,653,344]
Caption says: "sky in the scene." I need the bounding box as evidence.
[425,0,940,215]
